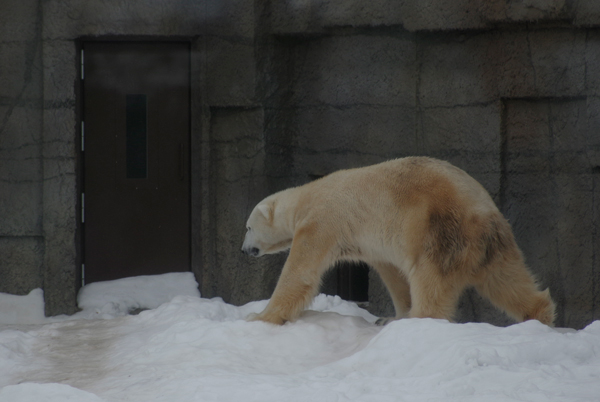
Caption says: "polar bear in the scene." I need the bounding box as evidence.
[242,157,555,326]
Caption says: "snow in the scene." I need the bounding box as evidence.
[77,272,201,317]
[0,288,45,325]
[1,273,599,402]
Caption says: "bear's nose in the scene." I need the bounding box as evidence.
[242,247,260,257]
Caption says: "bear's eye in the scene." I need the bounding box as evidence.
[246,227,251,232]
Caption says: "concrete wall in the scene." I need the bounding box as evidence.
[0,0,45,297]
[1,0,598,328]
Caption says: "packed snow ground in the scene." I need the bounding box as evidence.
[0,273,599,402]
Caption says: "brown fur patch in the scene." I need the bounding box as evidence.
[477,213,516,269]
[425,203,519,279]
[425,207,468,274]
[422,172,471,276]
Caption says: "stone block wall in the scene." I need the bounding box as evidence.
[1,0,598,328]
[502,98,599,328]
[258,2,600,328]
[0,0,44,296]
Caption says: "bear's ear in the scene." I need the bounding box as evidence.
[257,203,272,221]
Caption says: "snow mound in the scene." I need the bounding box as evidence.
[0,272,202,326]
[77,272,201,317]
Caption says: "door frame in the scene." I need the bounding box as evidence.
[77,37,197,286]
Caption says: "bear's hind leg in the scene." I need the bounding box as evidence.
[474,257,556,326]
[371,261,411,326]
[407,264,465,321]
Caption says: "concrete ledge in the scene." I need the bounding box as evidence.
[43,0,254,39]
[270,0,600,33]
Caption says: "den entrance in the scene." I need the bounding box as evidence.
[81,41,191,284]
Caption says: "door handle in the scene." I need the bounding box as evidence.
[178,143,185,180]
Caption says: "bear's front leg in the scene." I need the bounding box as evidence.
[248,224,332,325]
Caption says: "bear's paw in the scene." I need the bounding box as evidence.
[246,311,287,326]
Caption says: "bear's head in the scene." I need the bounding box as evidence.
[242,196,293,257]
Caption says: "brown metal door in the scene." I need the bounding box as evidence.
[83,42,190,283]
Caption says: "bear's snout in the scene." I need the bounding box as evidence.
[242,246,260,257]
